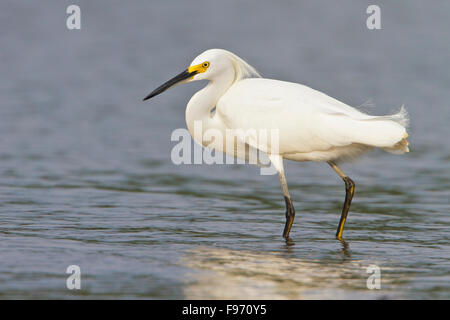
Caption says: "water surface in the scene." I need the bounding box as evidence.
[0,1,449,299]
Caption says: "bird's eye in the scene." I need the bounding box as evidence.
[203,62,210,68]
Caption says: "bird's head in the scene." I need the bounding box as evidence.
[143,49,259,101]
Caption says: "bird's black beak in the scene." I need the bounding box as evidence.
[143,69,197,101]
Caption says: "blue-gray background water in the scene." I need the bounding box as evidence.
[0,0,449,299]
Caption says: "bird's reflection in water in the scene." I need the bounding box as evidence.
[339,239,351,259]
[282,239,350,260]
[181,246,398,299]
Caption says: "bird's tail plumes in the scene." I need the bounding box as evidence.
[361,105,410,154]
[379,106,410,154]
[372,105,409,127]
[320,105,410,157]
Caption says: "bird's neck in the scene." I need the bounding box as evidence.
[186,69,234,139]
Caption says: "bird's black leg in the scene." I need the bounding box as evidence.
[328,161,355,240]
[269,155,296,244]
[283,195,296,242]
[276,166,295,243]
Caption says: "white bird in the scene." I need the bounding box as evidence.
[143,49,409,243]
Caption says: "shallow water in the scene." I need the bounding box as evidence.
[0,1,449,299]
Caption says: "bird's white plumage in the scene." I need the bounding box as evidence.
[184,49,409,163]
[218,78,408,160]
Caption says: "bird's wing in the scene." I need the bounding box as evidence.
[217,78,406,155]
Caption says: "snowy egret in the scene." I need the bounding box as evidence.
[143,49,409,242]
